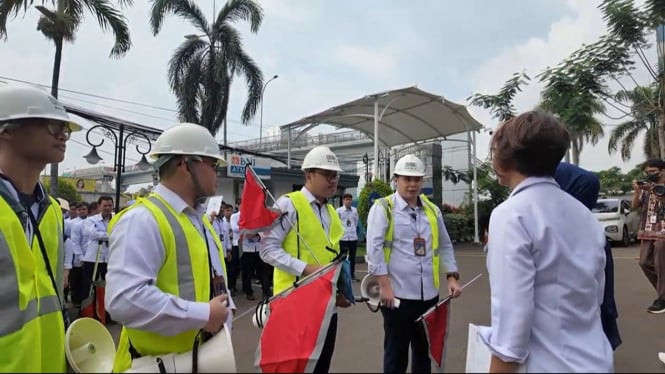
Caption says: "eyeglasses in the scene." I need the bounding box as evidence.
[45,120,72,140]
[191,156,222,171]
[314,170,340,181]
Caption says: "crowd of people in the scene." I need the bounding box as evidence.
[2,84,665,373]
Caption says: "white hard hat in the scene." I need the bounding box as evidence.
[301,145,343,172]
[394,154,425,177]
[57,198,70,211]
[0,85,82,131]
[150,122,226,165]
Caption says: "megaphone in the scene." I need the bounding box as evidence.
[252,302,270,329]
[65,317,116,373]
[125,328,236,373]
[659,352,665,365]
[360,274,381,307]
[359,274,400,312]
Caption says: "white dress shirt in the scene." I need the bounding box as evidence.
[230,211,261,253]
[336,206,359,241]
[83,213,112,263]
[366,193,458,301]
[212,216,232,252]
[479,177,613,372]
[71,217,92,263]
[105,184,235,336]
[229,213,240,247]
[64,217,81,267]
[261,187,333,277]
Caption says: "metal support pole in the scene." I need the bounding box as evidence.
[114,125,125,213]
[287,126,292,168]
[472,131,480,243]
[372,99,379,181]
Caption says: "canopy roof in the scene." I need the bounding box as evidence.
[280,86,484,147]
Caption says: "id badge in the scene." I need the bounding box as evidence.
[651,215,658,224]
[347,219,351,227]
[413,237,426,256]
[212,275,230,306]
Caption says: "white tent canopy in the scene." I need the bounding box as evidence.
[281,86,484,147]
[280,86,485,243]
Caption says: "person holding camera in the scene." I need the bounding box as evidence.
[632,159,665,314]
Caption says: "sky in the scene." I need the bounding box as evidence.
[0,0,656,175]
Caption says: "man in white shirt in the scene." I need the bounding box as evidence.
[70,202,90,309]
[82,196,114,321]
[261,145,352,373]
[336,193,359,281]
[105,122,234,373]
[366,154,461,374]
[213,203,235,294]
[232,201,271,300]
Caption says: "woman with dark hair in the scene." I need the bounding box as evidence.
[479,111,613,372]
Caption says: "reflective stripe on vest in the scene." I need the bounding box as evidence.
[110,193,226,373]
[0,194,66,373]
[377,193,441,289]
[146,196,197,301]
[273,191,344,294]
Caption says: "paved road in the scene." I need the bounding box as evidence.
[104,242,664,372]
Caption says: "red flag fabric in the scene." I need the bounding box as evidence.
[421,299,451,369]
[255,262,342,373]
[239,165,281,234]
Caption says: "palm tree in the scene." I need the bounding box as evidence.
[0,0,133,195]
[608,85,661,161]
[150,0,264,138]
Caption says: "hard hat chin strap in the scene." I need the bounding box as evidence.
[185,157,209,206]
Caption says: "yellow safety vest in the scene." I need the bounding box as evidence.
[109,194,227,373]
[376,194,441,289]
[273,191,344,294]
[0,193,65,373]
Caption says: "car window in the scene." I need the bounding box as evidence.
[621,200,631,212]
[593,200,619,213]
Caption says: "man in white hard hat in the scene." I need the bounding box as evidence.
[105,122,235,373]
[0,84,82,372]
[261,145,352,373]
[366,154,462,374]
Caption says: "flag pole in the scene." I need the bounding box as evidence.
[415,273,483,323]
[232,257,344,322]
[245,164,322,265]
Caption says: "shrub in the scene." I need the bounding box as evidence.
[358,180,393,227]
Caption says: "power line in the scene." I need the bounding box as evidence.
[0,75,272,128]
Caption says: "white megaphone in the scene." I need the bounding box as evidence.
[125,327,236,373]
[252,302,270,329]
[65,317,116,373]
[360,274,399,311]
[659,352,665,365]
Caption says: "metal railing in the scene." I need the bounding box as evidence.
[227,129,372,152]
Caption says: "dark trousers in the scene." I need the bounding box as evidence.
[639,239,665,300]
[242,252,271,297]
[68,266,83,305]
[313,313,338,373]
[80,262,107,303]
[226,246,240,291]
[339,240,358,278]
[381,297,438,374]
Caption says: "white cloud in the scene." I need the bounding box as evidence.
[332,45,398,77]
[467,0,654,172]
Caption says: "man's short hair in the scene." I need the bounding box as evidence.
[643,159,665,170]
[342,193,353,200]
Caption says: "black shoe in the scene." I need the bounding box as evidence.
[247,294,256,301]
[647,299,665,314]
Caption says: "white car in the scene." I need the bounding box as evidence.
[592,198,640,246]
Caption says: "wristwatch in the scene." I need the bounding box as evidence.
[446,272,460,281]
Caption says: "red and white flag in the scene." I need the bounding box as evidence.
[255,262,342,373]
[239,165,281,234]
[421,299,451,370]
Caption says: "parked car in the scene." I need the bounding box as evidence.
[592,198,640,246]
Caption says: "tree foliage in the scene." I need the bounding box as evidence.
[357,180,393,228]
[467,71,531,122]
[608,85,661,161]
[150,0,264,135]
[43,178,82,203]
